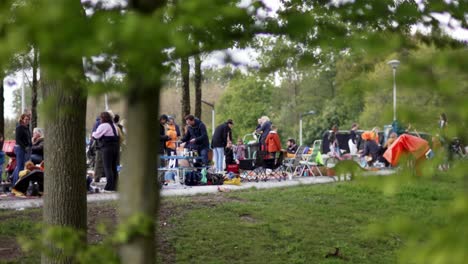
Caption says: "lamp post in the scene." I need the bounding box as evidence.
[201,100,215,134]
[387,59,400,121]
[299,110,315,146]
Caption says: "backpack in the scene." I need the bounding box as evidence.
[184,171,201,186]
[207,173,224,185]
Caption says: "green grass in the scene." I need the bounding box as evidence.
[0,175,461,263]
[164,176,460,264]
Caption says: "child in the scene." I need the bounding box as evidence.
[225,141,235,168]
[265,125,282,164]
[234,138,245,161]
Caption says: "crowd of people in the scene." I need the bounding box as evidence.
[8,113,45,186]
[158,114,291,175]
[2,109,462,194]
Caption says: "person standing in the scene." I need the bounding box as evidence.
[168,116,181,138]
[181,115,210,166]
[92,112,120,192]
[256,116,272,151]
[348,123,359,155]
[211,119,234,173]
[328,125,340,157]
[159,115,169,155]
[234,138,246,161]
[265,125,282,164]
[12,114,32,185]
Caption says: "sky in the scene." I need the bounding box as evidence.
[3,0,467,119]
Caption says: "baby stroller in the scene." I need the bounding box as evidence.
[242,133,260,159]
[3,140,16,183]
[86,139,96,169]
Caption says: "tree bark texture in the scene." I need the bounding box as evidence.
[181,56,190,132]
[42,78,87,264]
[120,85,159,264]
[194,54,202,119]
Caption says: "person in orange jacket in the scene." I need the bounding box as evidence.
[265,125,282,163]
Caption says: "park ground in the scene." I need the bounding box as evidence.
[0,173,460,263]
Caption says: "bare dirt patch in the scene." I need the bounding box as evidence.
[0,192,241,262]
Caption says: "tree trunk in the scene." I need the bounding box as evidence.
[120,85,159,264]
[122,1,166,263]
[181,56,190,132]
[42,77,87,264]
[0,71,4,138]
[194,54,202,119]
[31,47,39,129]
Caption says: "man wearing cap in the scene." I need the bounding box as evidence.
[181,115,210,166]
[211,119,234,173]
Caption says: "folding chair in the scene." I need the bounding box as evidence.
[291,146,311,176]
[298,140,323,177]
[283,145,306,174]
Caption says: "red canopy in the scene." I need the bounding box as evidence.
[383,134,430,167]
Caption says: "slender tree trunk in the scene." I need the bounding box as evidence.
[120,85,159,263]
[181,56,190,132]
[121,1,166,263]
[194,54,202,119]
[31,47,39,129]
[42,76,87,264]
[0,71,4,142]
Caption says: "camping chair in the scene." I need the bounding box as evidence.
[283,145,306,174]
[290,146,311,176]
[298,140,323,177]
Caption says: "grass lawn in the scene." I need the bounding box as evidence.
[0,174,460,263]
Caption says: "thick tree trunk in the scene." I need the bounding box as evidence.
[181,56,190,132]
[120,86,159,264]
[42,77,87,264]
[194,54,202,119]
[31,47,39,129]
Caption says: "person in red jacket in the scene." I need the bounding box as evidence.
[265,125,282,163]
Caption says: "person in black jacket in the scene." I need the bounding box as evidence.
[362,137,381,167]
[12,114,32,185]
[159,115,169,155]
[256,116,272,150]
[211,119,233,173]
[181,115,210,166]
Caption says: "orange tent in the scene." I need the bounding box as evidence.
[383,134,430,167]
